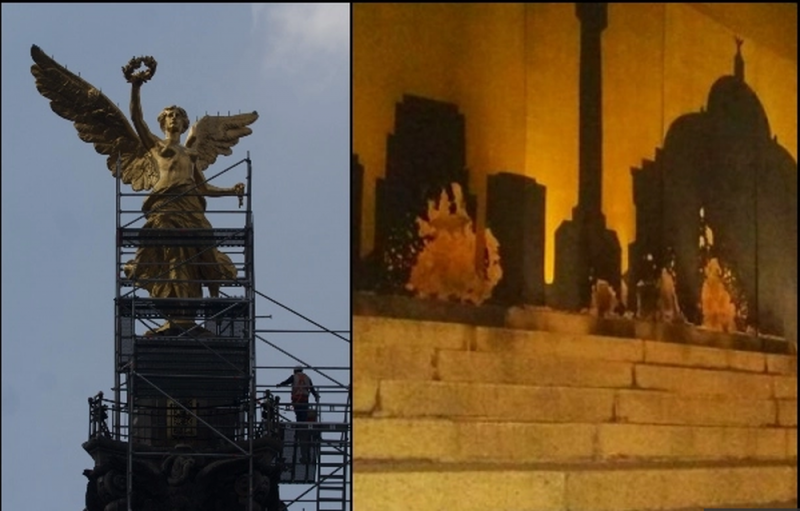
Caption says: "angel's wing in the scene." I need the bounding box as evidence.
[30,45,157,191]
[185,112,259,172]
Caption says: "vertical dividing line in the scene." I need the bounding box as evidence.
[247,156,255,511]
[247,152,253,218]
[127,348,134,510]
[115,154,122,440]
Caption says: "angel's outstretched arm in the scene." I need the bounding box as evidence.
[193,164,244,199]
[130,83,158,151]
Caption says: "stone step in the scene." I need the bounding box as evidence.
[354,345,797,410]
[437,350,634,389]
[353,460,797,511]
[634,363,795,399]
[437,350,797,398]
[354,418,796,462]
[354,315,797,374]
[375,380,782,427]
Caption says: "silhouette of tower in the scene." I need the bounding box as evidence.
[552,3,621,311]
[629,41,797,336]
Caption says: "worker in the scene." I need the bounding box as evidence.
[277,366,319,422]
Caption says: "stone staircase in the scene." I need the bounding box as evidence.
[353,315,797,511]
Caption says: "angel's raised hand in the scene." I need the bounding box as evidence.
[233,183,245,208]
[122,56,157,86]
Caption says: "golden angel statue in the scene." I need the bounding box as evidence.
[31,45,258,332]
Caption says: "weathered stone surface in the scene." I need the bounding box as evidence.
[597,424,788,460]
[777,400,797,427]
[377,380,616,423]
[354,419,596,463]
[474,326,643,362]
[773,375,798,399]
[456,422,595,462]
[615,390,776,427]
[354,343,434,381]
[727,349,769,372]
[353,469,566,511]
[354,418,458,461]
[353,377,378,414]
[354,315,472,350]
[634,364,773,398]
[438,350,634,389]
[787,428,797,459]
[767,353,798,374]
[566,464,798,511]
[644,340,766,372]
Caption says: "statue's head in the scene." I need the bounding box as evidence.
[158,105,189,135]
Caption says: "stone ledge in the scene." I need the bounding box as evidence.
[354,469,566,511]
[353,460,797,511]
[376,380,616,423]
[354,292,795,355]
[438,350,635,388]
[566,463,797,511]
[354,419,793,463]
[616,390,776,427]
[473,326,644,362]
[633,364,774,398]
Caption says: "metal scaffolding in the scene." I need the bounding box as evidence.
[84,156,350,511]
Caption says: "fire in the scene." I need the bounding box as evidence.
[698,209,748,332]
[700,257,737,333]
[406,183,502,305]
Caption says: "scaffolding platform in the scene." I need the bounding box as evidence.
[80,158,350,511]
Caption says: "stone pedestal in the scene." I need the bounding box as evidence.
[553,213,621,311]
[82,436,284,511]
[486,172,546,306]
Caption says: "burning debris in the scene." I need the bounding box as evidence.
[698,208,749,332]
[406,183,502,305]
[701,258,737,332]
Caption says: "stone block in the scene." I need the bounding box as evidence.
[437,350,633,388]
[378,380,616,423]
[353,418,458,461]
[777,400,797,427]
[566,464,797,510]
[615,390,776,427]
[354,419,597,463]
[766,354,798,374]
[597,424,787,460]
[353,469,566,511]
[644,341,765,372]
[474,326,643,362]
[728,349,768,372]
[354,377,378,414]
[773,375,798,399]
[456,422,595,462]
[634,365,773,398]
[354,343,435,381]
[353,315,472,350]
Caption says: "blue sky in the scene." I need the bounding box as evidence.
[1,3,350,509]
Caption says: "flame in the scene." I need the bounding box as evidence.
[406,183,502,305]
[698,211,748,332]
[700,258,737,332]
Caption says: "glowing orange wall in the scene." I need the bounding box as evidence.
[353,3,797,282]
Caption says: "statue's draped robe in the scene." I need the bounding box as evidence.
[124,183,236,299]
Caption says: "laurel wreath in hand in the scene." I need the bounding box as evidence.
[122,56,157,85]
